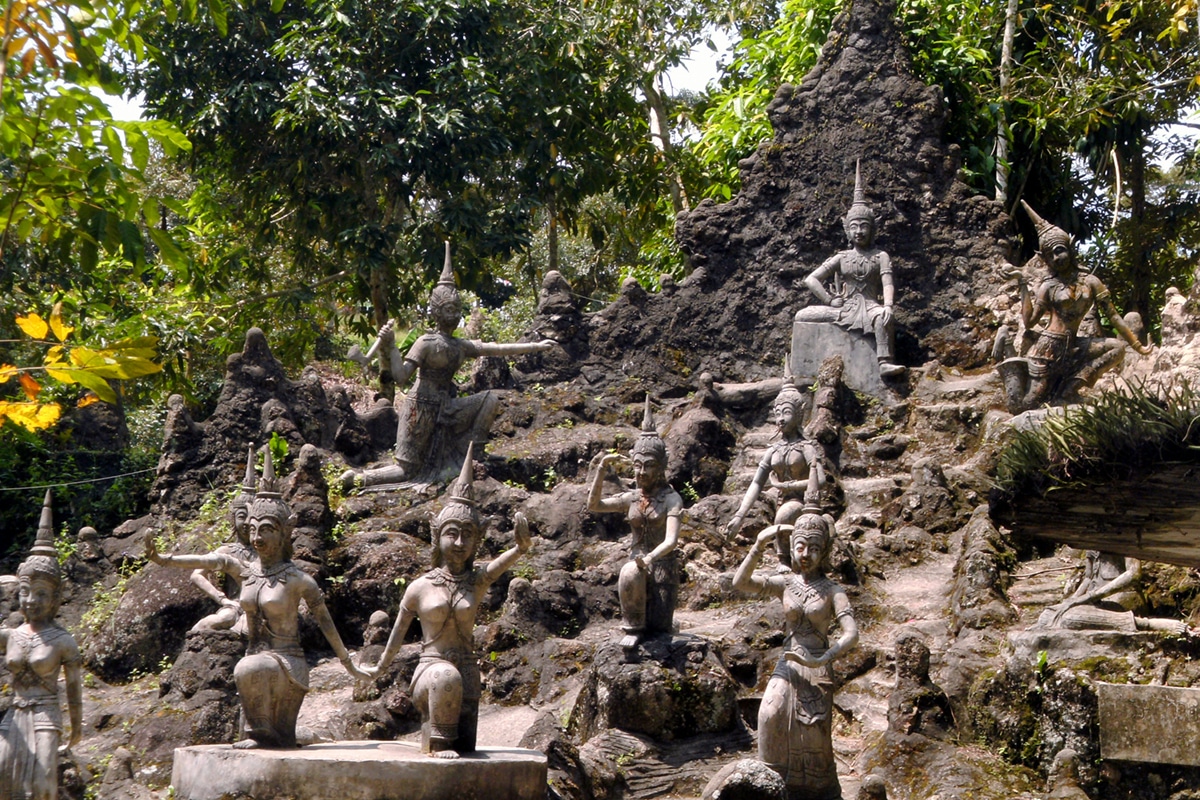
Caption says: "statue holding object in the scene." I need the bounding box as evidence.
[1036,550,1190,635]
[0,491,83,800]
[360,444,533,757]
[147,449,366,748]
[723,369,827,544]
[587,397,682,652]
[794,162,904,379]
[732,510,858,800]
[343,243,556,489]
[187,445,257,634]
[996,201,1152,413]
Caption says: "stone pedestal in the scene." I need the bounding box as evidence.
[1098,683,1200,766]
[791,321,888,397]
[171,741,548,800]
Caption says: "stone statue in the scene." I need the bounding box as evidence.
[794,162,903,378]
[723,371,826,542]
[360,444,532,757]
[0,490,83,800]
[187,445,256,634]
[342,243,555,489]
[996,201,1152,413]
[732,511,858,800]
[1044,748,1089,800]
[588,397,682,651]
[1036,550,1190,634]
[147,450,365,748]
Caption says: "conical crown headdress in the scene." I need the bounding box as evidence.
[248,448,291,526]
[231,443,258,513]
[631,395,667,465]
[434,442,482,529]
[428,241,461,314]
[18,489,61,586]
[1019,200,1072,259]
[844,160,876,225]
[775,360,804,411]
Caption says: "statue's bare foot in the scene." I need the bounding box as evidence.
[879,362,906,378]
[232,738,262,750]
[620,633,641,650]
[431,749,460,759]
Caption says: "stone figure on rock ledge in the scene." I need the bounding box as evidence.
[342,243,555,490]
[996,201,1151,413]
[186,445,256,635]
[732,509,858,800]
[588,397,682,653]
[793,162,904,380]
[0,491,83,800]
[360,444,533,757]
[724,368,828,544]
[147,450,366,749]
[1035,550,1190,635]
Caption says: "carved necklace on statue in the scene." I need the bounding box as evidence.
[425,567,477,646]
[244,559,293,589]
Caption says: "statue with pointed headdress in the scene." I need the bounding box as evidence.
[187,444,257,634]
[723,365,828,542]
[344,243,556,489]
[147,450,365,748]
[588,397,683,651]
[0,490,83,800]
[794,162,903,378]
[996,201,1152,413]
[732,508,858,800]
[359,444,533,757]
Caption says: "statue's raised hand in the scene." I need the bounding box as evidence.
[144,534,164,565]
[514,512,533,553]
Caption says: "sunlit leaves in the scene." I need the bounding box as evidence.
[0,401,61,431]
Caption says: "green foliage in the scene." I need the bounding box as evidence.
[80,559,140,639]
[268,432,289,472]
[995,380,1200,498]
[55,525,77,565]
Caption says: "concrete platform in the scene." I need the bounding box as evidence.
[171,741,548,800]
[791,320,896,398]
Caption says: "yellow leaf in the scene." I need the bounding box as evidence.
[49,302,73,342]
[15,312,48,340]
[0,364,16,381]
[45,345,65,365]
[17,372,40,400]
[0,401,61,432]
[76,394,100,408]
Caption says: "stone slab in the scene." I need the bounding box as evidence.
[790,321,890,398]
[171,741,548,800]
[1098,683,1200,766]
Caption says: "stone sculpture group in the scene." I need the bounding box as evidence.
[10,158,1188,800]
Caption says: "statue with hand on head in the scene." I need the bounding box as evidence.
[794,162,903,378]
[587,397,682,652]
[723,370,825,543]
[0,490,83,800]
[343,242,556,489]
[147,449,365,749]
[187,445,257,634]
[359,444,533,758]
[732,509,858,800]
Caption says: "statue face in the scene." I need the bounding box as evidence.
[632,453,664,491]
[250,516,285,563]
[19,577,57,624]
[791,529,826,575]
[432,300,463,331]
[438,521,479,572]
[1048,242,1075,275]
[846,217,875,248]
[232,505,250,543]
[772,399,801,436]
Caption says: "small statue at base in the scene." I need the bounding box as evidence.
[1036,550,1190,635]
[997,201,1151,413]
[732,511,858,800]
[0,490,83,800]
[360,444,532,757]
[588,397,682,652]
[723,371,826,543]
[147,450,365,748]
[793,162,903,379]
[188,445,256,634]
[343,243,555,489]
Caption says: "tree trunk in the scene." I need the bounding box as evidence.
[548,191,559,275]
[995,0,1018,203]
[1126,138,1151,325]
[644,75,688,215]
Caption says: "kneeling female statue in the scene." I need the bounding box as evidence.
[147,449,365,748]
[360,444,532,757]
[732,510,858,800]
[0,491,83,800]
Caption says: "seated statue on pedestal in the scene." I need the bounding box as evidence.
[343,243,555,489]
[588,398,682,653]
[996,201,1152,413]
[794,162,903,379]
[723,370,827,544]
[187,445,256,634]
[731,510,858,800]
[360,444,532,757]
[1036,550,1190,635]
[0,491,83,800]
[148,450,365,748]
